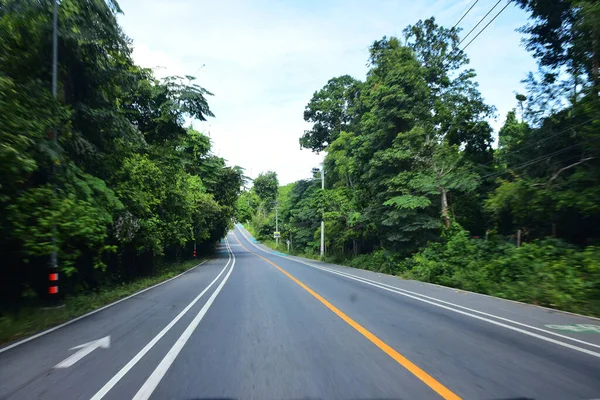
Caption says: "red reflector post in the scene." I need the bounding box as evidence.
[49,273,58,281]
[49,286,59,294]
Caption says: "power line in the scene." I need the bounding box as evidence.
[375,1,513,151]
[482,151,592,181]
[462,1,511,50]
[507,118,596,154]
[481,143,586,180]
[453,0,480,29]
[458,0,502,46]
[480,117,598,167]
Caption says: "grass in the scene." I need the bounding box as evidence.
[262,239,291,253]
[0,259,204,346]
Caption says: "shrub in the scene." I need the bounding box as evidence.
[349,249,405,275]
[407,224,600,316]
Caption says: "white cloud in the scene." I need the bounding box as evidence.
[118,0,537,184]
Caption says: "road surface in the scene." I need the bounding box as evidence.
[1,225,600,399]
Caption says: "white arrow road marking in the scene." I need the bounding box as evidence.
[54,336,110,369]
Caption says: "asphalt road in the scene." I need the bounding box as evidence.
[1,226,600,400]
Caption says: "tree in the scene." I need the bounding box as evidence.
[0,0,244,307]
[253,171,279,207]
[514,0,600,94]
[300,75,362,153]
[236,191,260,223]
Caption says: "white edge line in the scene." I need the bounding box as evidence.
[236,224,600,332]
[90,241,232,400]
[411,279,600,322]
[235,225,600,357]
[286,258,600,351]
[312,266,600,358]
[327,267,600,350]
[0,259,209,354]
[132,237,236,400]
[237,223,600,322]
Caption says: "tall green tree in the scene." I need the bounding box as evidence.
[300,75,362,152]
[0,0,243,307]
[253,171,279,207]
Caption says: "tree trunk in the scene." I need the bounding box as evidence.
[440,187,450,228]
[593,35,599,95]
[592,20,599,96]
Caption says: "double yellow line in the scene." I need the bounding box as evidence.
[232,232,461,400]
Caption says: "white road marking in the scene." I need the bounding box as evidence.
[304,265,600,358]
[0,260,208,354]
[90,248,232,400]
[546,324,600,333]
[235,226,600,357]
[54,336,110,369]
[132,238,236,400]
[314,265,600,351]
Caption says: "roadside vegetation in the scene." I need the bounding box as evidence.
[238,1,600,317]
[0,0,243,333]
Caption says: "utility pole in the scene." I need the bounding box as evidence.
[320,163,325,258]
[48,0,59,302]
[275,201,279,248]
[312,164,325,258]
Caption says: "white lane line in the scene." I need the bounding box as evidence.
[90,248,232,400]
[235,226,600,358]
[300,266,600,358]
[132,237,236,400]
[310,265,600,351]
[0,260,208,354]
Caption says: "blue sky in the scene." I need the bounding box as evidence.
[118,0,537,184]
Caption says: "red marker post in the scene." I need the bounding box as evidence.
[49,272,59,295]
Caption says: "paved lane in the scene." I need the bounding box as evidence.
[1,228,599,399]
[231,227,600,400]
[0,244,233,400]
[149,238,441,400]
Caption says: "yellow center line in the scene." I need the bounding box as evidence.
[232,231,461,400]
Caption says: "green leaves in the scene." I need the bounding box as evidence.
[301,75,362,152]
[383,195,431,210]
[0,0,243,304]
[163,76,215,121]
[253,171,279,206]
[6,185,113,276]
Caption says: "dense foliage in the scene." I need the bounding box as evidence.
[240,4,600,315]
[1,0,242,308]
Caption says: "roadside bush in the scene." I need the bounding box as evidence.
[488,240,600,314]
[348,249,405,275]
[409,224,498,293]
[407,224,600,316]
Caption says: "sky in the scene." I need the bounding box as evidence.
[118,0,537,185]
